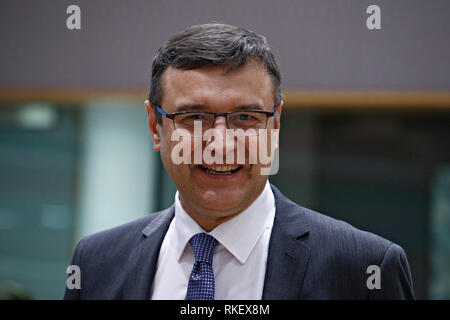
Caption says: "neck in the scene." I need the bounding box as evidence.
[178,183,267,232]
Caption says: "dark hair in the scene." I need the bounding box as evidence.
[148,22,282,124]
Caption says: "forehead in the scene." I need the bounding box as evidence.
[161,60,274,111]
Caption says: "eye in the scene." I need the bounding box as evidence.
[238,114,255,120]
[181,113,209,121]
[187,114,202,120]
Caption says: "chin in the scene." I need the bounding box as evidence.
[197,189,244,214]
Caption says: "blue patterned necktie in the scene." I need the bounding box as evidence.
[185,233,218,300]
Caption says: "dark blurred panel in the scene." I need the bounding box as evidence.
[429,168,450,299]
[0,103,78,299]
[271,109,450,299]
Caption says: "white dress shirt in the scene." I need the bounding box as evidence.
[150,181,276,300]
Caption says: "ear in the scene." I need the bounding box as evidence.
[273,100,283,149]
[274,100,283,130]
[145,100,161,152]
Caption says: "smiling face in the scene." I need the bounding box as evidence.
[145,60,282,231]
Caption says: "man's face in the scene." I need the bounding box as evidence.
[146,60,282,227]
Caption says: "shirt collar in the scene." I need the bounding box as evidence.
[173,181,275,264]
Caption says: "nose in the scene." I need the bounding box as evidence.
[212,115,228,130]
[206,115,234,163]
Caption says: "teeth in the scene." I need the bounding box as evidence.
[202,165,240,173]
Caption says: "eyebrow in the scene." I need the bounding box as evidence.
[174,104,208,112]
[174,103,265,113]
[231,104,264,111]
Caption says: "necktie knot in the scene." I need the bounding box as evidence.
[189,233,218,265]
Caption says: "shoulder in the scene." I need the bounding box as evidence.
[271,184,414,298]
[271,183,396,264]
[303,207,414,298]
[75,207,174,259]
[304,206,393,254]
[64,207,174,299]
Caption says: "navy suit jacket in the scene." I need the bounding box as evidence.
[64,184,415,299]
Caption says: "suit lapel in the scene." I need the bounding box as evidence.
[122,206,175,299]
[262,185,311,299]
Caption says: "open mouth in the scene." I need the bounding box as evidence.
[200,165,243,175]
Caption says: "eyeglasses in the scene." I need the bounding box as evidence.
[156,106,275,132]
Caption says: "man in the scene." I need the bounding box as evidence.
[64,23,415,300]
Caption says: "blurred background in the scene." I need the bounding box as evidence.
[0,0,449,299]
